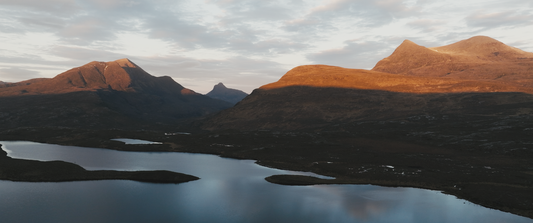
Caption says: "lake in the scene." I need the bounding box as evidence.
[0,141,531,223]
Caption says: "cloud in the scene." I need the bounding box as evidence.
[215,0,294,23]
[58,17,120,44]
[228,38,309,55]
[135,55,286,93]
[143,13,230,50]
[465,10,533,30]
[307,39,394,69]
[407,19,446,33]
[0,0,79,14]
[18,16,66,30]
[50,46,128,62]
[0,67,43,82]
[306,0,422,27]
[1,0,533,93]
[1,0,162,44]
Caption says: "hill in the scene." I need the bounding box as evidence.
[203,36,533,130]
[0,59,232,131]
[206,83,248,105]
[372,36,533,88]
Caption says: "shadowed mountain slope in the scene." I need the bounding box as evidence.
[203,37,533,130]
[206,83,248,105]
[0,59,232,131]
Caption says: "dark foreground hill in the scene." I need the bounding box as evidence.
[206,82,248,105]
[0,59,232,131]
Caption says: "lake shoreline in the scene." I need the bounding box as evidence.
[0,143,199,184]
[1,127,532,219]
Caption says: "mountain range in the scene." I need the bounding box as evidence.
[2,36,532,132]
[203,36,533,130]
[0,59,232,131]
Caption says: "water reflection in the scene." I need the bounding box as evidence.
[111,138,162,145]
[0,141,531,223]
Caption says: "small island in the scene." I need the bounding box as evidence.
[0,144,199,183]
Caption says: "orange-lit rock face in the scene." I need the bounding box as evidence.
[0,58,166,97]
[261,36,533,95]
[204,36,533,131]
[260,65,531,94]
[180,88,197,95]
[372,36,533,89]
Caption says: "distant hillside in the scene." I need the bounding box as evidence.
[206,83,248,105]
[203,36,533,130]
[0,59,232,131]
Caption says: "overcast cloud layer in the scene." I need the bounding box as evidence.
[1,0,532,93]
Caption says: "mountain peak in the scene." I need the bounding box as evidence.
[214,82,227,90]
[430,36,532,60]
[114,58,138,68]
[465,35,500,43]
[0,59,181,96]
[372,39,451,74]
[372,35,533,80]
[392,39,426,52]
[206,83,248,105]
[399,39,417,46]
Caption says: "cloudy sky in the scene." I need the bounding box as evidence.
[0,0,532,93]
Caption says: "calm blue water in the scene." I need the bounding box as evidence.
[111,138,163,145]
[0,141,531,223]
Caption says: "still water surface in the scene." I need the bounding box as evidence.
[0,141,531,223]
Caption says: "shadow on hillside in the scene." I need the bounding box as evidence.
[205,85,533,130]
